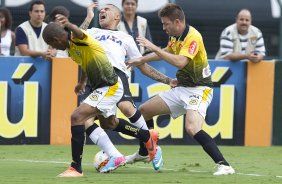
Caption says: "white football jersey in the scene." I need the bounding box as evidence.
[87,28,142,77]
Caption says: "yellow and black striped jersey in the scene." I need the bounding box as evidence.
[166,25,212,87]
[68,29,117,89]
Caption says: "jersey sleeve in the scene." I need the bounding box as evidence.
[124,35,142,59]
[15,27,28,46]
[179,34,201,60]
[72,29,99,45]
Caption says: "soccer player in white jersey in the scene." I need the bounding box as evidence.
[76,3,176,170]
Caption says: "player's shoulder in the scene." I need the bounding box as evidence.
[113,30,133,39]
[87,27,100,35]
[187,26,202,39]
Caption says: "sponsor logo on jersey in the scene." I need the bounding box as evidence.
[95,35,122,46]
[89,94,99,101]
[94,90,103,95]
[188,94,200,105]
[189,94,200,99]
[188,41,197,55]
[189,99,198,105]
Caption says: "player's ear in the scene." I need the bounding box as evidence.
[115,13,120,21]
[174,19,181,25]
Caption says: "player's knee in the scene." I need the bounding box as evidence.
[85,118,95,129]
[185,124,195,137]
[119,102,135,117]
[100,116,117,129]
[71,112,83,125]
[139,104,146,115]
[139,105,151,120]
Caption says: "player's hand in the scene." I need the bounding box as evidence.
[55,14,70,27]
[126,57,144,69]
[74,82,86,95]
[86,2,98,20]
[169,78,178,88]
[136,36,159,52]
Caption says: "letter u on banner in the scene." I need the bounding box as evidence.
[0,81,39,138]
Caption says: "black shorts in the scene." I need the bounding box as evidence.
[114,68,136,107]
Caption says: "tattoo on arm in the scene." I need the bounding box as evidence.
[142,64,171,85]
[79,20,91,30]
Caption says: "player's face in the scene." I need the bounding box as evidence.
[122,0,137,15]
[99,5,118,28]
[161,17,178,36]
[47,37,68,50]
[236,11,251,34]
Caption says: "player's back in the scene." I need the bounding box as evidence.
[68,30,117,89]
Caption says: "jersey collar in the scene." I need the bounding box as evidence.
[175,24,190,41]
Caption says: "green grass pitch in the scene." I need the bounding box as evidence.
[0,145,281,184]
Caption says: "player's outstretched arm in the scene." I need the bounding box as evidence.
[56,14,84,39]
[137,63,173,85]
[80,2,98,30]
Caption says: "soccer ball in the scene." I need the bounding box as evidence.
[93,150,109,172]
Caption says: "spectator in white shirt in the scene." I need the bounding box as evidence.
[0,7,15,56]
[215,9,265,63]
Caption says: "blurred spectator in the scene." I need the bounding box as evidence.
[46,6,70,23]
[117,0,152,55]
[15,0,56,59]
[215,9,265,63]
[46,6,70,57]
[0,7,15,56]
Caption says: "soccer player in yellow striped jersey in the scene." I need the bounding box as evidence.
[42,15,159,176]
[166,26,212,87]
[126,3,235,176]
[68,29,117,90]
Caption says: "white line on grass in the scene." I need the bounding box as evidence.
[1,158,281,178]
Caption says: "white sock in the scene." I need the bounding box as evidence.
[89,126,122,157]
[129,110,149,130]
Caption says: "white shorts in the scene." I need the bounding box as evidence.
[159,86,213,119]
[83,77,123,118]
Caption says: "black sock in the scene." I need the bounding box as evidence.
[138,141,148,156]
[128,111,149,156]
[129,110,141,123]
[138,119,154,156]
[85,123,99,136]
[194,130,229,166]
[71,125,85,173]
[146,119,154,129]
[114,118,150,142]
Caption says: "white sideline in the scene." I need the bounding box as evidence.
[1,158,282,179]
